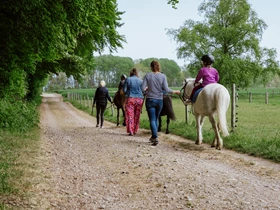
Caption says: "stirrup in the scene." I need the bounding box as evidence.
[183,99,192,106]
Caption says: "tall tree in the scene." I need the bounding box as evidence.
[139,58,182,86]
[158,58,182,86]
[0,0,125,100]
[94,55,134,87]
[167,0,280,88]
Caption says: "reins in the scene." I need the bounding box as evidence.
[179,82,189,106]
[179,82,194,115]
[107,103,114,109]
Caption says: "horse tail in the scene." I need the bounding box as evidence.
[163,95,176,121]
[216,87,230,137]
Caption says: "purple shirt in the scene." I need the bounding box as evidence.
[195,67,219,87]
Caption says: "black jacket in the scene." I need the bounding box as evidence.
[93,87,112,106]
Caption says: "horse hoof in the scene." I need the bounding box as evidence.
[195,141,202,145]
[122,123,126,126]
[165,131,169,134]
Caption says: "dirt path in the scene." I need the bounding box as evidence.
[33,93,280,209]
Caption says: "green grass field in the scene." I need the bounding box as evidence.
[56,88,280,163]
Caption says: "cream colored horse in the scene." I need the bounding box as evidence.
[181,79,230,150]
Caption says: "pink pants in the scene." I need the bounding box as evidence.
[125,97,144,135]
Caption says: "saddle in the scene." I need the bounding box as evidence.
[192,88,203,103]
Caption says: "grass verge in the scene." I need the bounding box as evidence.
[60,90,280,163]
[0,128,41,209]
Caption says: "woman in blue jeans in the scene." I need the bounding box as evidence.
[141,61,180,146]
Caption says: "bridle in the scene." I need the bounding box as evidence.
[179,81,191,106]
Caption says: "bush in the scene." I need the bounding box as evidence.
[0,99,40,132]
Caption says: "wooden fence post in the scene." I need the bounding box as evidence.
[87,94,90,108]
[265,92,268,104]
[231,84,236,131]
[185,105,189,124]
[249,92,252,103]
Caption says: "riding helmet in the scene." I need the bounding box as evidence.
[201,55,214,65]
[121,74,127,80]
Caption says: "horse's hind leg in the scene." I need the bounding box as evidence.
[122,108,126,126]
[165,116,170,134]
[116,109,120,126]
[158,116,162,132]
[209,115,223,150]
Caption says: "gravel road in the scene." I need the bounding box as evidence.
[32,93,280,210]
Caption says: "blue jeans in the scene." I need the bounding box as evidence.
[145,98,163,139]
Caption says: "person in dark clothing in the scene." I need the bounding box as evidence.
[92,80,113,128]
[114,74,127,99]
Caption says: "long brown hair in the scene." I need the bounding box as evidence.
[150,60,160,72]
[130,68,138,77]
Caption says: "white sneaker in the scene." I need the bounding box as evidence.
[100,126,104,129]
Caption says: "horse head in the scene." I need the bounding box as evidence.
[180,78,195,101]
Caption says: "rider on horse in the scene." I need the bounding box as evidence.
[114,74,127,98]
[185,55,219,104]
[118,74,126,91]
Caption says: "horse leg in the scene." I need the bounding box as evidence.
[116,108,120,126]
[195,115,205,145]
[158,116,162,132]
[165,116,170,134]
[122,107,126,126]
[209,115,223,150]
[195,115,202,144]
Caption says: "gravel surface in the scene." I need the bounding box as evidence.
[32,93,280,209]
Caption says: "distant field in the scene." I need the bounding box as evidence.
[56,87,280,163]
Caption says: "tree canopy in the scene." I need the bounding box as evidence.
[0,0,125,100]
[167,0,280,88]
[139,58,182,86]
[45,55,183,90]
[93,55,134,87]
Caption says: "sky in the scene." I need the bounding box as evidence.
[106,0,280,67]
